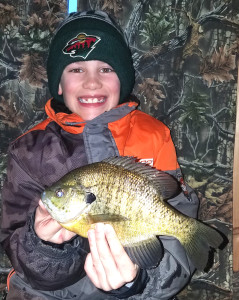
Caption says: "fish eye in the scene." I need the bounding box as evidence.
[86,193,96,204]
[55,189,64,198]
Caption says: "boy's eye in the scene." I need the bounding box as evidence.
[70,68,83,73]
[100,67,114,73]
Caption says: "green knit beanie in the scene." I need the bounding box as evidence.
[47,10,135,104]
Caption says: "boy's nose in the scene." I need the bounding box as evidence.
[83,73,102,90]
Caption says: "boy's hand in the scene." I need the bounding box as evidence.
[34,200,76,244]
[84,223,139,291]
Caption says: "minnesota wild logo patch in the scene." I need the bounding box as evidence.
[62,33,101,59]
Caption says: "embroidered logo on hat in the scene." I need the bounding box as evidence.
[62,33,101,58]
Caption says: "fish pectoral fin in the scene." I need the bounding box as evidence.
[124,236,164,269]
[87,214,128,224]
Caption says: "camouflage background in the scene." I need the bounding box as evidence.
[0,0,238,299]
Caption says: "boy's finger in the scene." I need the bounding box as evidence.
[87,227,112,290]
[104,224,129,261]
[104,224,138,282]
[84,253,101,287]
[93,224,117,267]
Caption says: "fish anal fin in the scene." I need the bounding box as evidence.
[124,236,164,269]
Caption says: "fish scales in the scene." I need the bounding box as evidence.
[79,162,158,221]
[42,156,226,271]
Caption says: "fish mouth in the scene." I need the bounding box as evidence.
[59,203,92,224]
[78,97,106,104]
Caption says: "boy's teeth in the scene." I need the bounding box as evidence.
[79,97,105,103]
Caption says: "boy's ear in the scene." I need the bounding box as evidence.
[58,83,63,95]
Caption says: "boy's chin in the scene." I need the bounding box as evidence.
[77,107,107,121]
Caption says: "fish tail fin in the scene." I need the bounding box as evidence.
[179,220,226,271]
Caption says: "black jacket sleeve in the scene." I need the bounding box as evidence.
[18,214,89,290]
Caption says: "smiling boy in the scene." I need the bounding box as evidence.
[59,60,121,120]
[1,10,199,300]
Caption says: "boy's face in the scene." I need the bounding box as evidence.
[58,60,121,121]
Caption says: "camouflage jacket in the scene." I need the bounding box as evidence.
[1,99,199,299]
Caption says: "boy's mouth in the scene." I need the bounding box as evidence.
[78,97,106,104]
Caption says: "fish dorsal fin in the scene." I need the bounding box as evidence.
[102,156,180,200]
[124,236,164,269]
[152,170,181,200]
